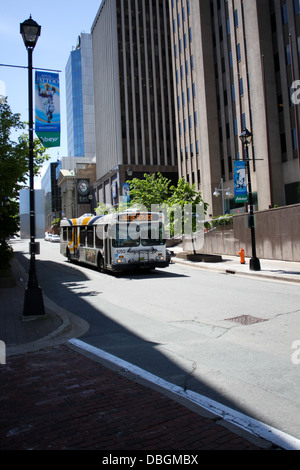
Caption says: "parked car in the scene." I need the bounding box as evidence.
[51,234,60,243]
[45,232,52,241]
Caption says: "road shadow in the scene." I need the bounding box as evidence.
[11,244,292,447]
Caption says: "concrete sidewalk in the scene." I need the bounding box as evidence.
[1,252,300,450]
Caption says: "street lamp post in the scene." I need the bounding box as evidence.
[20,16,45,316]
[239,128,261,272]
[213,178,232,215]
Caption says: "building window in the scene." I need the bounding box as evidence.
[295,0,300,15]
[234,118,238,135]
[282,3,288,24]
[293,128,298,149]
[185,60,189,74]
[286,44,291,65]
[234,9,239,27]
[227,17,230,35]
[191,55,194,70]
[239,77,244,96]
[237,43,241,62]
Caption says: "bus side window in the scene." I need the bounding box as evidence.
[87,226,94,247]
[95,226,104,248]
[80,227,86,246]
[62,227,67,241]
[67,227,73,241]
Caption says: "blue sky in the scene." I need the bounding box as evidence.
[0,0,103,185]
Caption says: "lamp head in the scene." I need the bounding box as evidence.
[239,128,252,146]
[20,16,41,50]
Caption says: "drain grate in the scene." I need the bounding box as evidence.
[225,315,267,325]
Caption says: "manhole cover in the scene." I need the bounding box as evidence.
[225,315,267,325]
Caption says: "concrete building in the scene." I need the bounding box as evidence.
[41,161,62,230]
[91,0,178,207]
[57,157,96,219]
[65,33,96,160]
[169,0,300,216]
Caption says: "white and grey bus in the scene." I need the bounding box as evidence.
[60,210,170,273]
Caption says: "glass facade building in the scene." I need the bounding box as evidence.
[65,33,96,160]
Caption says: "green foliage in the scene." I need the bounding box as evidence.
[127,173,172,210]
[95,173,209,239]
[51,218,61,228]
[0,97,50,270]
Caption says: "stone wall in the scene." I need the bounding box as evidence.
[183,204,300,262]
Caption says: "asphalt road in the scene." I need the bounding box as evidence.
[14,239,300,442]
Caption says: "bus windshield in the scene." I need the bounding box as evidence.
[111,222,165,248]
[112,223,140,248]
[140,223,165,246]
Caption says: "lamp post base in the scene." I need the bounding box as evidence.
[250,257,261,271]
[23,286,46,317]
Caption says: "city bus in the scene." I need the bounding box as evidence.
[60,210,170,273]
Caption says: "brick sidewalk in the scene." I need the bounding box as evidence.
[0,344,268,451]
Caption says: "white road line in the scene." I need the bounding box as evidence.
[69,338,300,450]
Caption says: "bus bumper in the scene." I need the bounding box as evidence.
[111,260,170,272]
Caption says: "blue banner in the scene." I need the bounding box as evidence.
[122,183,130,203]
[35,71,60,147]
[234,160,248,203]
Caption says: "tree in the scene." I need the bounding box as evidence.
[0,97,49,271]
[127,172,208,239]
[127,172,172,210]
[168,178,208,239]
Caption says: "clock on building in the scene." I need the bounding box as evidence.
[77,179,89,195]
[77,178,90,204]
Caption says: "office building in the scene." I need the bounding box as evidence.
[65,33,96,160]
[91,0,178,206]
[170,0,300,216]
[41,160,62,229]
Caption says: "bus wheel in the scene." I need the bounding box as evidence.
[98,255,105,273]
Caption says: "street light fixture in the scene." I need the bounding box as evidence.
[213,178,232,215]
[20,16,45,316]
[239,128,261,272]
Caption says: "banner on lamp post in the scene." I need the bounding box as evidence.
[35,71,60,148]
[234,160,248,203]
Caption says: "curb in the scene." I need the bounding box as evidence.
[172,256,300,284]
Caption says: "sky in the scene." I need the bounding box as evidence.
[0,0,103,187]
